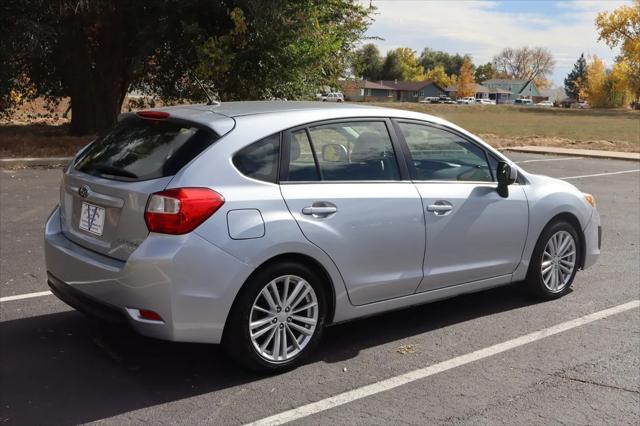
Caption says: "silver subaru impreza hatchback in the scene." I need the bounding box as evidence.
[45,102,601,372]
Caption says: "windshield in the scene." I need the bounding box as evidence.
[75,117,217,181]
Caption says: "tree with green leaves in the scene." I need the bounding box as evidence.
[564,53,587,101]
[352,43,383,80]
[381,48,425,81]
[474,63,495,83]
[1,0,373,135]
[419,48,471,76]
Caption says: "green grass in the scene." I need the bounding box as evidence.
[368,103,640,149]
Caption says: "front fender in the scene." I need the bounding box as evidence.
[512,173,594,281]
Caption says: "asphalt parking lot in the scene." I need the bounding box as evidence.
[1,152,639,425]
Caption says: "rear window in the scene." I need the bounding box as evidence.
[232,134,280,183]
[75,117,217,180]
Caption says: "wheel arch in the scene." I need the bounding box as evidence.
[221,252,337,342]
[541,212,586,269]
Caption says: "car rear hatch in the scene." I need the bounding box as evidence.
[59,110,232,261]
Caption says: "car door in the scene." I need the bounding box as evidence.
[279,119,425,306]
[393,120,529,292]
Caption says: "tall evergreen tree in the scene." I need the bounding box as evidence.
[564,53,587,101]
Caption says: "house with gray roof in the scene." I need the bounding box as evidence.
[340,79,445,102]
[481,79,542,103]
[378,80,445,102]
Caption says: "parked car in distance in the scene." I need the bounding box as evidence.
[514,98,533,105]
[45,102,601,372]
[575,101,589,109]
[438,95,456,104]
[457,97,476,104]
[476,98,495,105]
[315,92,328,101]
[420,96,440,104]
[536,100,554,107]
[323,92,344,102]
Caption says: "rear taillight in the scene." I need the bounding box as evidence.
[145,188,224,235]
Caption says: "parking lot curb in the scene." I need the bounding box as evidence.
[503,146,640,161]
[0,157,72,168]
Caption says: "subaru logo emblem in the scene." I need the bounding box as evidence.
[78,185,89,198]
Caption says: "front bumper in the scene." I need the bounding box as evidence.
[44,206,252,344]
[582,208,601,270]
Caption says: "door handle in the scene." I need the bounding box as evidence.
[302,206,337,216]
[427,202,453,215]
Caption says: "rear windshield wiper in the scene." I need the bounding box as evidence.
[92,164,139,179]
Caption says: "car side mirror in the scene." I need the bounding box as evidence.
[322,144,348,163]
[497,161,517,198]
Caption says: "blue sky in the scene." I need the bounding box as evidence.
[362,0,630,85]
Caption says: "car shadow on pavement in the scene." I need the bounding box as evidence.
[0,283,546,424]
[316,283,549,364]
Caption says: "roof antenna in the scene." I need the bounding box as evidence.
[193,75,220,106]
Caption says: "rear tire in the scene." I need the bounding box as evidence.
[223,261,327,373]
[526,220,580,299]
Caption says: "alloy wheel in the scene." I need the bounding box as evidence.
[541,230,576,293]
[249,275,318,363]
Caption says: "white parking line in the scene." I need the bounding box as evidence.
[0,290,52,303]
[516,157,583,164]
[245,300,640,426]
[561,169,640,180]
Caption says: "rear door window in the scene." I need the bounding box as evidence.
[287,130,320,181]
[284,121,400,182]
[75,116,217,181]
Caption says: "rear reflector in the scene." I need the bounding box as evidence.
[145,188,224,235]
[139,309,163,321]
[137,110,170,120]
[126,307,164,323]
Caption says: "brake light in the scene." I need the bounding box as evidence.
[137,110,170,120]
[145,188,224,234]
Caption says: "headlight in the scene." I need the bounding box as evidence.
[583,193,596,208]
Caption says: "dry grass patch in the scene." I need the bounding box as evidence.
[368,103,640,153]
[0,124,92,158]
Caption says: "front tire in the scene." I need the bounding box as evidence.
[223,262,327,373]
[526,220,580,299]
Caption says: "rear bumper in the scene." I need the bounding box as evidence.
[48,274,127,324]
[582,209,601,270]
[44,206,252,344]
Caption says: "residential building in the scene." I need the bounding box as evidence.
[481,78,544,103]
[378,80,446,102]
[445,83,492,99]
[340,80,394,102]
[340,79,445,102]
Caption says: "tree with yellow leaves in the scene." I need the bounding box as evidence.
[608,60,633,106]
[582,56,608,107]
[425,65,456,89]
[596,0,640,102]
[455,58,476,98]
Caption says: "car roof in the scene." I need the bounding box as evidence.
[150,101,448,134]
[164,101,370,117]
